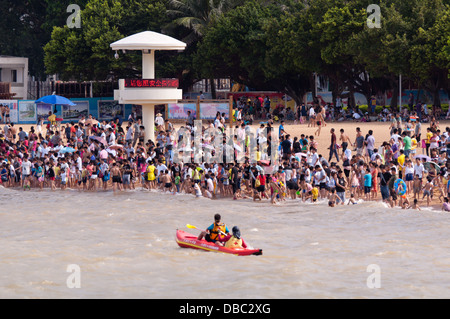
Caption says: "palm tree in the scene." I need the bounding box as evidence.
[166,0,242,97]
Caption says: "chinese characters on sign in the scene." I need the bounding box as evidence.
[124,79,179,88]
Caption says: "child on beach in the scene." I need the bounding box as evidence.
[60,168,67,190]
[363,168,372,201]
[404,160,414,195]
[347,193,357,205]
[422,177,434,206]
[413,174,422,200]
[193,182,202,198]
[174,171,181,193]
[442,197,450,212]
[328,188,339,207]
[410,199,421,211]
[350,167,361,199]
[400,194,410,209]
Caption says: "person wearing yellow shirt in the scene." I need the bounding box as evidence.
[411,135,418,157]
[397,149,406,179]
[255,145,261,162]
[48,111,56,126]
[425,127,433,156]
[223,226,248,249]
[311,187,319,202]
[146,161,156,189]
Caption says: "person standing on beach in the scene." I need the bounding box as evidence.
[403,131,412,157]
[354,127,365,156]
[132,119,141,147]
[126,122,134,146]
[365,130,375,161]
[339,129,351,158]
[363,168,372,201]
[329,128,339,162]
[314,112,324,136]
[21,154,32,189]
[308,106,316,127]
[187,110,195,127]
[388,167,398,208]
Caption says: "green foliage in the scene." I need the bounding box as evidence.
[5,0,448,100]
[44,0,170,81]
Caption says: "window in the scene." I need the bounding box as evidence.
[11,69,17,82]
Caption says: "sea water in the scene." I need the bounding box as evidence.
[0,186,449,298]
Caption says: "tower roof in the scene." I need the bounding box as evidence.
[110,31,186,51]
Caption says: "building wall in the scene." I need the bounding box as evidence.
[0,56,29,99]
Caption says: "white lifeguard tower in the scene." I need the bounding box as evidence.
[110,31,186,143]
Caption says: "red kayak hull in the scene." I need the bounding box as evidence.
[176,230,262,256]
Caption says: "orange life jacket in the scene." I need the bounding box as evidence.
[210,222,226,241]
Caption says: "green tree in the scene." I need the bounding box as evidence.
[194,0,311,104]
[44,0,171,81]
[166,0,242,97]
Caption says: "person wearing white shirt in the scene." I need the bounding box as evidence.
[307,148,319,167]
[126,125,134,144]
[343,148,352,161]
[304,166,311,183]
[414,158,425,178]
[156,160,168,179]
[75,153,82,171]
[214,117,221,129]
[21,155,32,188]
[125,145,135,157]
[155,114,164,128]
[390,130,401,144]
[370,149,382,162]
[60,160,69,173]
[206,175,214,196]
[108,129,116,145]
[366,130,376,159]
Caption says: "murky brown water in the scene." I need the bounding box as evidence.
[0,186,449,298]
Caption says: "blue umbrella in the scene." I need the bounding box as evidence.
[59,147,77,154]
[35,94,76,106]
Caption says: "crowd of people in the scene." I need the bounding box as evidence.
[232,93,449,129]
[1,102,450,212]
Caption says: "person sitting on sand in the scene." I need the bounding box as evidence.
[410,199,421,211]
[442,197,450,212]
[347,193,357,205]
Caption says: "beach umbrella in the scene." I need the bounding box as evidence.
[414,154,431,162]
[35,94,76,106]
[424,161,440,173]
[108,144,123,150]
[59,147,76,154]
[106,149,117,156]
[90,136,108,146]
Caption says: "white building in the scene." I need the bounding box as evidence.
[111,31,186,143]
[0,56,29,99]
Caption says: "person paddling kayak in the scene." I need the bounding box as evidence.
[197,213,230,244]
[221,226,248,249]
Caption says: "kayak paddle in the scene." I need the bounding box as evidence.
[186,224,227,235]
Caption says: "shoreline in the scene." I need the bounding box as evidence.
[2,182,445,213]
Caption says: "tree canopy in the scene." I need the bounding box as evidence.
[2,0,450,105]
